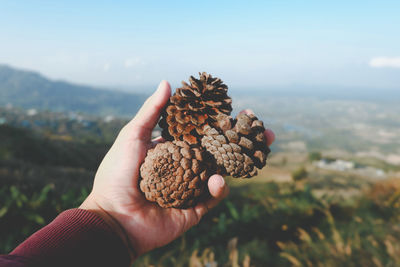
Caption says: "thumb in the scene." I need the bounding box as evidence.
[128,80,171,137]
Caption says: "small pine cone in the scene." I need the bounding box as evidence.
[139,141,211,208]
[201,114,270,178]
[159,72,232,145]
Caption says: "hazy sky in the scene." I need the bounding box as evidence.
[1,0,399,91]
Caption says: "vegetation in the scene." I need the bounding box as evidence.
[0,184,89,253]
[1,109,400,266]
[292,167,308,182]
[3,177,400,267]
[308,151,322,162]
[0,124,109,170]
[0,64,146,117]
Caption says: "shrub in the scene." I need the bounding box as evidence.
[309,151,322,162]
[292,167,308,182]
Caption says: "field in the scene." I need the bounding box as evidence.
[1,95,400,266]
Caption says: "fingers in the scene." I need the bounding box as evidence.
[194,175,229,218]
[264,129,275,146]
[239,109,254,115]
[207,175,228,200]
[148,136,165,149]
[151,136,165,144]
[126,81,171,139]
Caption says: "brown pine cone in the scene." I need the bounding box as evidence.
[139,141,212,208]
[201,113,270,178]
[159,72,232,145]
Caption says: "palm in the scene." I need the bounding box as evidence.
[88,81,211,256]
[95,134,203,256]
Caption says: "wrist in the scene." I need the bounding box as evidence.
[80,194,137,263]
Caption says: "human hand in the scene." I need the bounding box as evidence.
[80,81,275,261]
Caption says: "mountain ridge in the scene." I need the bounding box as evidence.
[0,64,147,117]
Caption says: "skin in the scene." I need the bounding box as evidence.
[80,80,275,262]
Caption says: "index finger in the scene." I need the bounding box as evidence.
[125,80,171,140]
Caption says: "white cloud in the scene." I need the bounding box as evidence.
[103,63,110,72]
[369,57,400,68]
[124,57,142,68]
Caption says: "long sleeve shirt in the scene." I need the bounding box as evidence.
[0,209,131,267]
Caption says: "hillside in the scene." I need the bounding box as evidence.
[0,64,146,117]
[1,108,400,266]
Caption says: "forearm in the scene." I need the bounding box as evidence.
[6,209,130,267]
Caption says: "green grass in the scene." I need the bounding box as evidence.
[2,122,400,266]
[2,172,400,266]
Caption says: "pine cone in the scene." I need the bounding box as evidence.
[139,141,212,208]
[201,113,270,178]
[159,72,232,145]
[140,73,272,208]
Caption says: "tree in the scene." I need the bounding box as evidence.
[292,167,308,182]
[309,151,322,162]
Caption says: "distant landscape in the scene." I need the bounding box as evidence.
[0,64,146,117]
[1,65,400,266]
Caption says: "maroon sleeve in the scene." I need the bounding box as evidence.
[1,209,131,267]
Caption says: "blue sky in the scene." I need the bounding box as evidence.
[1,0,399,91]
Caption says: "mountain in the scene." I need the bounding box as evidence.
[0,64,147,117]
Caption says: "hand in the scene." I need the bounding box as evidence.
[80,81,275,261]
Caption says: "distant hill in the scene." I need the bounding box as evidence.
[231,85,400,103]
[0,65,147,117]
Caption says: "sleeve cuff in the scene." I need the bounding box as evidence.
[11,208,130,267]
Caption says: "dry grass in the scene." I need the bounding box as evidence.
[367,178,400,210]
[186,238,251,267]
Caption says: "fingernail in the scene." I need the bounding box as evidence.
[217,175,225,188]
[239,109,255,115]
[157,80,166,92]
[245,109,255,115]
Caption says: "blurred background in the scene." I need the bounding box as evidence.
[1,1,400,266]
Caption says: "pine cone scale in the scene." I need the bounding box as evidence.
[140,141,212,208]
[201,113,270,178]
[159,72,232,144]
